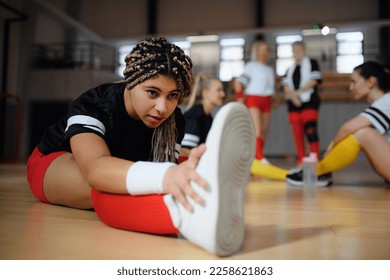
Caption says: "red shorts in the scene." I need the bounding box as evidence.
[245,95,272,113]
[26,147,66,203]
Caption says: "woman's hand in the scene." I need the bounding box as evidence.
[163,144,207,212]
[285,90,302,107]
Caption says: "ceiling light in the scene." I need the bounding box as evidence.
[186,35,219,43]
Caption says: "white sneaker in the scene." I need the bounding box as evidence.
[164,102,255,256]
[260,157,270,164]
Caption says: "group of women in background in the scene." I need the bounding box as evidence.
[184,39,390,185]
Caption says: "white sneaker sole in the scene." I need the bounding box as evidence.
[202,102,255,256]
[286,177,330,188]
[286,177,304,187]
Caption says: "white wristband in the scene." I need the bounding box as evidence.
[125,161,176,195]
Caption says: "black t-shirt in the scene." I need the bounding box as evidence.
[37,82,185,162]
[181,104,212,149]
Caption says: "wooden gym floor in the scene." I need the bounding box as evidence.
[0,157,389,260]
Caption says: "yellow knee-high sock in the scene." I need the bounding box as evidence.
[251,159,289,180]
[317,134,360,175]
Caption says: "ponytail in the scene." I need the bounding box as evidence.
[185,72,210,111]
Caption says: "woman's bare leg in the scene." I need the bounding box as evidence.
[249,107,265,159]
[260,111,271,141]
[354,127,390,182]
[249,107,261,137]
[43,153,93,209]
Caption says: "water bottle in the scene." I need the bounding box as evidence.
[303,153,318,196]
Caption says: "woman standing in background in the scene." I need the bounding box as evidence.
[282,41,322,167]
[234,40,275,163]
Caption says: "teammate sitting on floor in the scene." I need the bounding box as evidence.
[180,72,225,162]
[287,61,390,187]
[26,37,255,257]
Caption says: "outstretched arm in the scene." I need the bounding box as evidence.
[71,133,207,212]
[71,133,131,194]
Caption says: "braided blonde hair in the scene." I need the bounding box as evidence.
[123,37,193,162]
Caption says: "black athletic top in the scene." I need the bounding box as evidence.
[281,58,322,111]
[37,82,185,162]
[181,104,212,149]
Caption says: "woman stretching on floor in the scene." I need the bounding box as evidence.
[26,37,255,256]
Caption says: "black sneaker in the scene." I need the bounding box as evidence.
[285,169,304,186]
[318,173,333,187]
[286,169,333,187]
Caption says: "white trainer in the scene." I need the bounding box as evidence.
[260,157,271,164]
[164,102,255,256]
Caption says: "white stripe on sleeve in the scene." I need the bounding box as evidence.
[65,115,106,135]
[181,133,200,148]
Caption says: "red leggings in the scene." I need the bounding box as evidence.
[27,147,178,235]
[288,109,320,162]
[91,190,178,235]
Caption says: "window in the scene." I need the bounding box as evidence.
[336,32,364,73]
[173,41,191,55]
[275,35,302,76]
[219,38,245,82]
[117,45,135,77]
